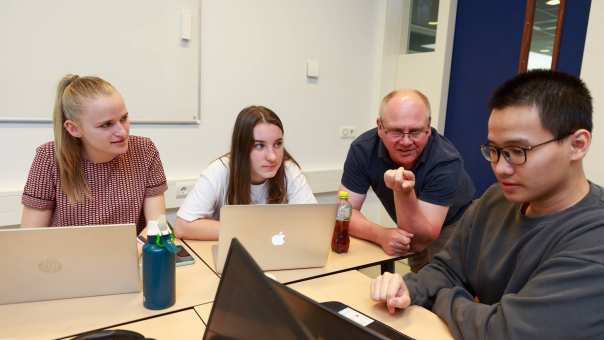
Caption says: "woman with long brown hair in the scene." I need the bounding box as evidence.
[21,74,167,242]
[174,105,316,240]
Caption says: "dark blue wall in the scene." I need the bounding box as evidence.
[444,0,592,197]
[444,1,526,196]
[556,0,591,76]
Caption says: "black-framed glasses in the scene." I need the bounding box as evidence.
[480,135,569,165]
[379,118,429,141]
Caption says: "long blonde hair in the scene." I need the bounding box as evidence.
[52,74,117,203]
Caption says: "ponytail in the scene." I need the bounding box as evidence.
[52,74,116,203]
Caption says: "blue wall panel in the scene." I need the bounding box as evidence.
[444,1,526,196]
[444,0,591,197]
[556,0,591,76]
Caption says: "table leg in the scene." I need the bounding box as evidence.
[380,261,395,274]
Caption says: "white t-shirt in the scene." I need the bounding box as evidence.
[177,157,317,221]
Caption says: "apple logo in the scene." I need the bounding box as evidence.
[271,231,285,246]
[38,257,62,273]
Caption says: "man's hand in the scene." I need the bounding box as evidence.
[384,167,416,194]
[370,272,411,313]
[377,227,414,256]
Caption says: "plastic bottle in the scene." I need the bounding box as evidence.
[142,220,177,310]
[331,191,352,253]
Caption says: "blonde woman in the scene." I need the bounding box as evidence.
[21,75,167,243]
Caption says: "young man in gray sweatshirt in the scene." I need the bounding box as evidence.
[370,69,604,339]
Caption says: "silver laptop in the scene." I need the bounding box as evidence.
[215,204,336,273]
[0,224,140,305]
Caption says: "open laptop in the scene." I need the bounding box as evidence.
[204,238,413,339]
[0,224,140,305]
[215,203,336,273]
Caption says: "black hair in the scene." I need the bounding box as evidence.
[489,69,593,138]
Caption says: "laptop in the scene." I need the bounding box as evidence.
[215,203,336,273]
[0,224,140,305]
[204,238,413,339]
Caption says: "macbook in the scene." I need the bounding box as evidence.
[215,203,336,273]
[0,224,140,305]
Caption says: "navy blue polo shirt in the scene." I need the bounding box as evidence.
[341,127,475,226]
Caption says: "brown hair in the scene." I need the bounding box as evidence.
[52,74,117,203]
[227,106,298,205]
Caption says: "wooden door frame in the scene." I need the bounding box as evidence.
[518,0,566,72]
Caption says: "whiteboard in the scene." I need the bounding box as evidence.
[0,0,200,123]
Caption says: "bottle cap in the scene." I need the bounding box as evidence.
[338,191,349,199]
[146,221,160,236]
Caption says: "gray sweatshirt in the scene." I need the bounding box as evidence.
[404,183,604,340]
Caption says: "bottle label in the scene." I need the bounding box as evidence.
[336,204,352,220]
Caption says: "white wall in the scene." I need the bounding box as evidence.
[0,0,394,225]
[581,0,604,186]
[1,0,386,188]
[0,0,461,228]
[393,0,457,132]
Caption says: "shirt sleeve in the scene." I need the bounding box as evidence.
[417,158,462,207]
[176,160,226,221]
[341,144,370,195]
[144,140,168,197]
[285,162,317,204]
[404,201,474,308]
[21,144,57,210]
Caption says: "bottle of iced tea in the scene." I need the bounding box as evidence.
[331,191,352,253]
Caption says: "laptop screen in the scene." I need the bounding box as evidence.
[204,238,311,339]
[204,238,396,340]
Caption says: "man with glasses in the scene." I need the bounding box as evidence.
[340,89,475,272]
[370,70,604,339]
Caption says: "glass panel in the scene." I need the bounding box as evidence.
[407,0,440,54]
[527,0,560,70]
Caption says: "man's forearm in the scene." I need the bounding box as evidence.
[393,191,438,251]
[348,209,383,244]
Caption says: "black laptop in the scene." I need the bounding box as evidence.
[203,238,413,340]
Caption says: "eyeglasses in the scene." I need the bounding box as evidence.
[379,118,429,141]
[480,135,568,165]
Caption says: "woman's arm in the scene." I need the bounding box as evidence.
[140,194,166,236]
[137,194,166,253]
[174,159,228,240]
[20,206,53,227]
[144,194,166,222]
[173,216,220,240]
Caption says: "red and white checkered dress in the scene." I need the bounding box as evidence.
[22,136,167,234]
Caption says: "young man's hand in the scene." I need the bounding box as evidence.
[370,272,411,313]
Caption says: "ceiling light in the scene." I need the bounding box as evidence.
[546,0,560,5]
[428,21,438,26]
[421,43,435,49]
[539,49,551,53]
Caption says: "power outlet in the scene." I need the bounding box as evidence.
[165,178,197,209]
[339,126,357,139]
[176,184,194,199]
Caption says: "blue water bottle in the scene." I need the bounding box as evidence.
[143,220,177,310]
